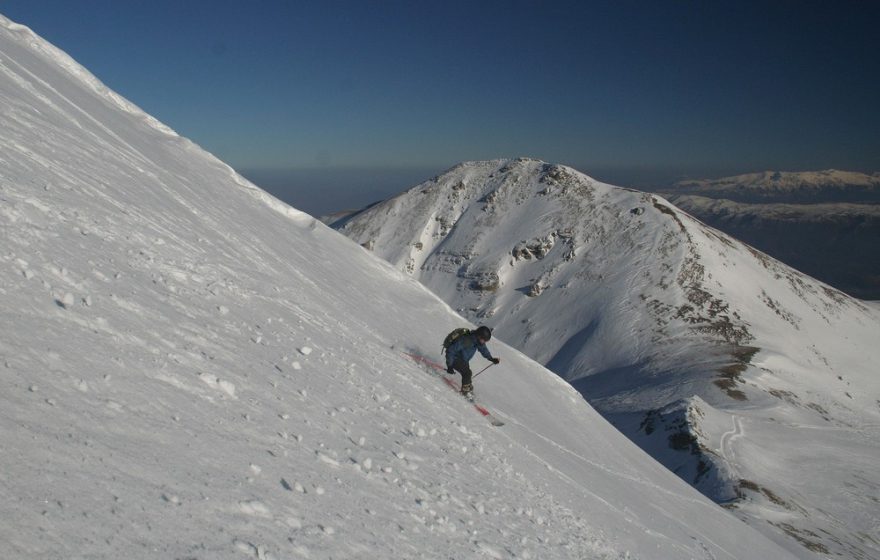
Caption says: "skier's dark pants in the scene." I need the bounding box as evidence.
[451,358,472,388]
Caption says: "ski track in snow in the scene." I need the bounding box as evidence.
[718,415,743,471]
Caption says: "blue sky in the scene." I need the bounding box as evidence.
[3,1,879,215]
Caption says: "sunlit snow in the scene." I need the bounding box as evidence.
[0,14,802,560]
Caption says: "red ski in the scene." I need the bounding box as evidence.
[403,352,504,426]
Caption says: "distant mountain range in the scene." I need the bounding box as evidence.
[669,170,880,204]
[656,170,880,300]
[334,159,880,558]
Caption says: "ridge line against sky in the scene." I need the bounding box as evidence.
[2,0,879,216]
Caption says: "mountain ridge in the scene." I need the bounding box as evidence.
[659,169,880,299]
[336,157,880,558]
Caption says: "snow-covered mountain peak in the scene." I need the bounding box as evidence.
[0,14,805,559]
[337,158,880,557]
[340,159,874,379]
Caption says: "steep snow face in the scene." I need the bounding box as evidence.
[0,15,800,560]
[336,158,880,558]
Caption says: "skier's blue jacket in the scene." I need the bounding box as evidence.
[445,333,495,369]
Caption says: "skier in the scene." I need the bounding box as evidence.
[445,326,500,399]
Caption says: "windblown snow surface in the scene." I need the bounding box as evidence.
[0,14,800,560]
[335,159,880,558]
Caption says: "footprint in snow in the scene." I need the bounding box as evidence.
[198,372,236,397]
[54,292,75,309]
[281,479,307,494]
[238,500,272,518]
[233,539,272,559]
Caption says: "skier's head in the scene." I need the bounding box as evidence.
[474,326,492,343]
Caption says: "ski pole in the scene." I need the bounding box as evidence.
[473,363,495,379]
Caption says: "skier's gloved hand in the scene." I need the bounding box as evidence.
[491,358,500,365]
[446,365,455,374]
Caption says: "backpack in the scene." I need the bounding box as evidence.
[442,328,471,354]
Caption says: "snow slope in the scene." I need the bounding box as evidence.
[0,14,799,560]
[335,159,880,558]
[664,195,880,300]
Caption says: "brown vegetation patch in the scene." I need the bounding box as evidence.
[769,389,799,405]
[737,479,792,509]
[807,402,832,422]
[730,345,760,363]
[674,252,754,346]
[772,523,830,554]
[652,199,687,233]
[821,285,849,305]
[469,271,500,292]
[747,245,773,269]
[713,380,747,401]
[714,346,760,401]
[760,290,800,327]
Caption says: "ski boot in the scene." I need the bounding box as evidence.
[460,383,474,402]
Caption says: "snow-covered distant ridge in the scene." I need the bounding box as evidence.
[671,169,880,203]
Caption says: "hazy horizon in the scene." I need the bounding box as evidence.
[3,1,878,216]
[240,162,879,217]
